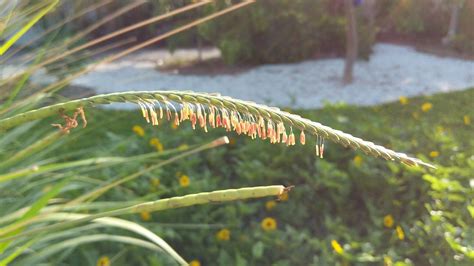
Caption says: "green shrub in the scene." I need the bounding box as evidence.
[198,0,374,64]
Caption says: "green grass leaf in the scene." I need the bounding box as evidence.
[0,0,59,55]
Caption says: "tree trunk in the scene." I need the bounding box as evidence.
[442,1,462,46]
[343,0,358,85]
[197,35,203,62]
[363,0,376,41]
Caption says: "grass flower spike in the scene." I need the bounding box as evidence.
[0,91,435,168]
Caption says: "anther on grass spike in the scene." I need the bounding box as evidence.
[51,107,87,134]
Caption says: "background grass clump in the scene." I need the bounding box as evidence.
[8,88,470,265]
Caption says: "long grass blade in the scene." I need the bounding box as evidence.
[41,213,187,265]
[0,178,67,253]
[0,0,59,55]
[15,234,165,265]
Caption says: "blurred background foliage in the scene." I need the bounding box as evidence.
[4,88,471,265]
[36,0,474,64]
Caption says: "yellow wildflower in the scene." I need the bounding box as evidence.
[353,155,363,167]
[178,144,189,150]
[140,211,151,221]
[189,260,201,266]
[412,112,420,119]
[261,217,277,232]
[331,240,344,255]
[149,137,164,152]
[429,151,439,158]
[464,115,471,125]
[383,214,394,228]
[149,137,159,146]
[383,256,393,266]
[132,125,145,137]
[421,102,433,112]
[265,200,277,211]
[155,143,164,152]
[216,228,230,241]
[150,177,160,188]
[399,96,408,105]
[179,175,190,187]
[96,256,110,266]
[396,225,405,240]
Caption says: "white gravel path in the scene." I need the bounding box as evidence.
[72,43,474,109]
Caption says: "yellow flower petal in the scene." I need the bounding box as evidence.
[421,102,433,112]
[396,225,405,240]
[331,240,344,255]
[429,151,439,158]
[265,200,277,211]
[140,211,151,221]
[132,125,145,137]
[189,260,201,266]
[149,137,161,146]
[464,115,471,125]
[353,155,363,167]
[96,256,110,266]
